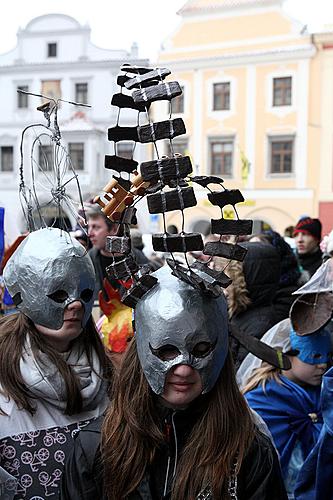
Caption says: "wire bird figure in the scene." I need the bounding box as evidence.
[18,89,91,233]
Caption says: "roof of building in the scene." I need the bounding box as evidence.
[178,0,283,15]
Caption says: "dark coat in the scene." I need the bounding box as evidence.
[296,248,323,278]
[60,410,287,500]
[261,231,301,322]
[230,242,281,368]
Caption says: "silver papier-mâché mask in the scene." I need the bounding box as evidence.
[135,265,229,395]
[4,228,96,330]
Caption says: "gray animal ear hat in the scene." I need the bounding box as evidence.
[135,266,229,395]
[4,227,95,330]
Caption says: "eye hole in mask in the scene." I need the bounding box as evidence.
[312,352,331,363]
[47,289,69,303]
[149,343,181,361]
[80,288,94,303]
[191,340,217,358]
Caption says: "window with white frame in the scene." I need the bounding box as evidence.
[0,146,14,172]
[269,136,294,174]
[273,77,292,107]
[209,139,234,176]
[69,143,84,170]
[172,86,184,114]
[213,82,230,111]
[17,85,29,109]
[75,83,88,104]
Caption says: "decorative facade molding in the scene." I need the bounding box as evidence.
[162,44,316,70]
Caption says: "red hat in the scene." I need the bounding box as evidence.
[293,217,322,241]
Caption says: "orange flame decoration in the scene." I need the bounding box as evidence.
[98,278,133,353]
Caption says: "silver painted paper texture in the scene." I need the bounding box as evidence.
[135,266,229,394]
[4,228,95,329]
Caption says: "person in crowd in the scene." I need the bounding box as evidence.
[87,206,148,300]
[61,265,287,500]
[284,225,296,250]
[0,228,111,499]
[249,230,301,322]
[289,257,333,500]
[166,223,178,234]
[320,229,333,263]
[238,319,331,498]
[215,241,281,368]
[294,363,333,500]
[293,217,323,278]
[130,228,145,253]
[70,228,91,251]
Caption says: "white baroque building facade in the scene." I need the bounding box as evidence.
[0,13,150,242]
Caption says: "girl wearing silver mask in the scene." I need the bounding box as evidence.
[0,228,112,499]
[61,266,287,500]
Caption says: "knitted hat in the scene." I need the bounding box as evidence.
[293,217,322,241]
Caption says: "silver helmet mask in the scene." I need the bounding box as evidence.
[135,266,229,395]
[4,228,96,330]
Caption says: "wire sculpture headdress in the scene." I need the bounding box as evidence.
[93,64,291,370]
[18,89,90,233]
[3,91,96,330]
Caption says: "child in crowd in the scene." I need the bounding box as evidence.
[0,228,111,499]
[61,266,287,499]
[237,319,332,498]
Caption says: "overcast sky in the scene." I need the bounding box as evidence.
[0,0,332,61]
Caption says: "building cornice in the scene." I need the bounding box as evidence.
[17,27,91,39]
[0,119,111,129]
[159,44,316,70]
[313,31,333,46]
[162,33,310,55]
[178,0,283,17]
[0,57,149,74]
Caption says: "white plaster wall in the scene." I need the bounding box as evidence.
[0,14,150,243]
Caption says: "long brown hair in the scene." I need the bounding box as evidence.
[0,312,112,415]
[102,340,255,499]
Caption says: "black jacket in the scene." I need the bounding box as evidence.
[230,242,281,367]
[60,410,287,500]
[296,248,323,278]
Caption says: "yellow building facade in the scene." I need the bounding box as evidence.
[157,0,333,236]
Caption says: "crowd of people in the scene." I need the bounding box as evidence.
[0,208,332,500]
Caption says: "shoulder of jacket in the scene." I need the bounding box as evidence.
[250,429,276,457]
[75,416,103,448]
[88,247,99,259]
[73,417,103,473]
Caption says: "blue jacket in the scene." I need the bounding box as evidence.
[295,366,333,500]
[246,376,322,494]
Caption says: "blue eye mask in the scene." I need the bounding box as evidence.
[290,327,332,365]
